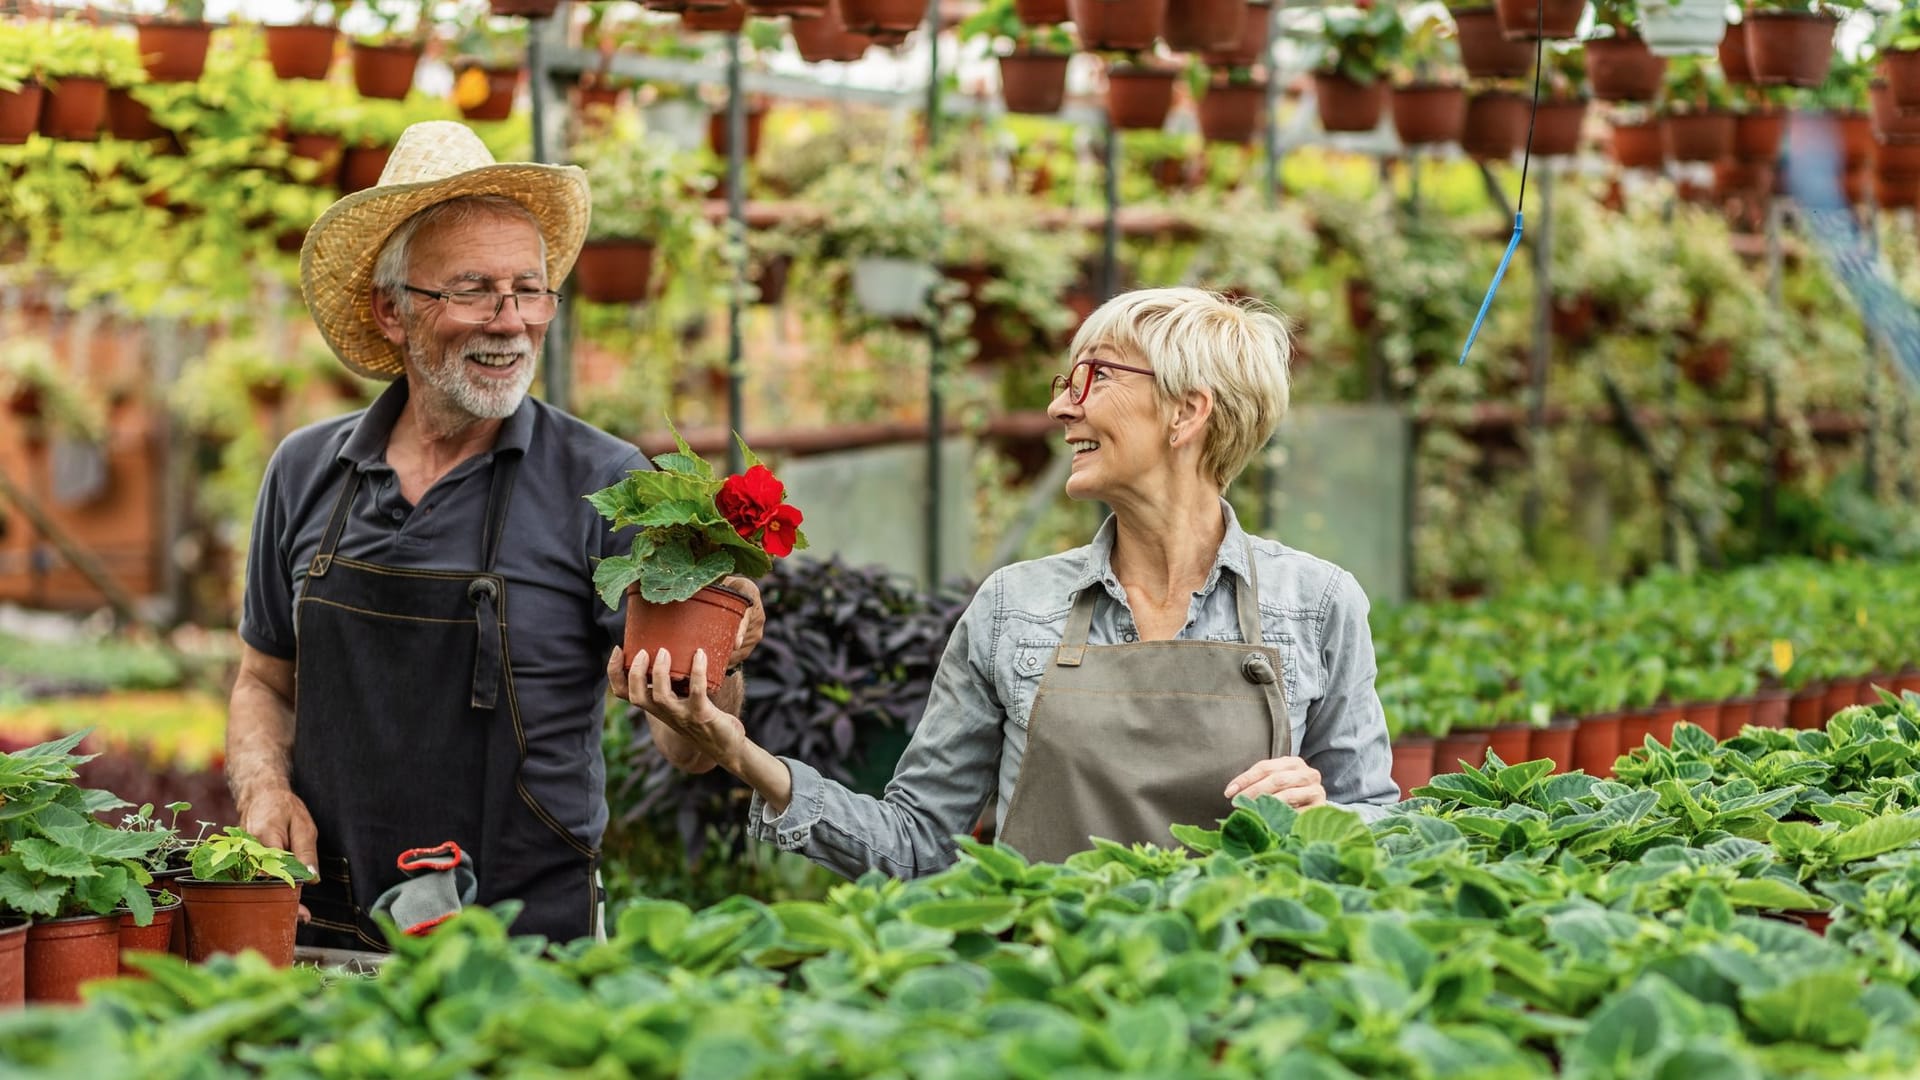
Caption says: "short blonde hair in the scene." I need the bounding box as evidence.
[1067,287,1292,489]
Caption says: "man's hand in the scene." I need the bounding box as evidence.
[237,788,318,923]
[1224,757,1327,809]
[626,647,750,772]
[608,646,718,773]
[722,576,766,670]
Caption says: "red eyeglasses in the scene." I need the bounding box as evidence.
[1049,358,1156,404]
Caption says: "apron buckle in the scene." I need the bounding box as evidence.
[1241,654,1277,685]
[467,578,498,604]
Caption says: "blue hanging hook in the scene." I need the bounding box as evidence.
[1458,213,1524,366]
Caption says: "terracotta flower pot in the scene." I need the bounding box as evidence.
[118,895,183,976]
[490,0,563,14]
[1894,670,1920,697]
[1532,96,1588,156]
[1451,6,1535,79]
[791,1,872,62]
[838,0,927,37]
[1390,736,1436,797]
[180,880,302,967]
[1774,908,1833,936]
[748,0,830,15]
[1391,83,1466,146]
[0,918,26,1007]
[624,582,750,694]
[286,131,345,187]
[1871,81,1920,146]
[1886,49,1920,113]
[264,24,339,80]
[1494,0,1583,40]
[1665,110,1733,161]
[1434,729,1492,774]
[137,22,213,83]
[1203,0,1272,67]
[1877,172,1920,208]
[1015,0,1071,24]
[1533,717,1580,774]
[999,52,1069,115]
[338,143,394,194]
[1070,0,1168,52]
[1680,702,1723,741]
[1314,72,1386,133]
[707,105,768,157]
[1611,118,1666,170]
[1461,89,1529,160]
[1743,11,1834,89]
[1823,679,1861,719]
[1198,80,1266,144]
[1718,20,1753,84]
[1106,66,1177,131]
[1486,723,1532,766]
[458,66,521,122]
[1586,35,1666,101]
[107,88,165,141]
[351,42,423,101]
[0,82,42,145]
[26,914,121,1003]
[574,239,658,304]
[1788,683,1828,729]
[1648,706,1684,746]
[1734,108,1786,162]
[1165,0,1245,52]
[683,2,748,31]
[1750,688,1790,729]
[1716,697,1754,737]
[39,76,107,140]
[147,865,193,956]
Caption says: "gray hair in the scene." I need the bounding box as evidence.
[370,195,548,314]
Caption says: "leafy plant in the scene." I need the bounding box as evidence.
[117,800,209,873]
[1662,54,1734,112]
[1397,7,1461,84]
[959,0,1074,54]
[350,0,434,46]
[1880,4,1920,52]
[0,732,160,925]
[187,827,311,887]
[794,160,945,263]
[570,111,712,245]
[587,427,807,606]
[1315,4,1409,85]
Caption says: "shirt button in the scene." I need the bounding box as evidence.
[1122,631,1138,643]
[390,509,404,522]
[1021,655,1039,671]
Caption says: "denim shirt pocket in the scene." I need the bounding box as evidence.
[1003,638,1058,730]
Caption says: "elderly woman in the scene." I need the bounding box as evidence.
[614,287,1399,877]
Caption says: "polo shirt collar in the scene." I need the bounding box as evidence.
[337,377,535,470]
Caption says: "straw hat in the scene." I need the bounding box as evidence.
[300,121,590,380]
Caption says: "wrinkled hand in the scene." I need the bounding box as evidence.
[1224,757,1327,809]
[238,788,317,923]
[723,576,765,670]
[623,646,749,772]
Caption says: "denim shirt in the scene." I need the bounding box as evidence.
[748,500,1400,880]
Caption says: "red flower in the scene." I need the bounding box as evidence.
[760,503,803,558]
[717,464,784,536]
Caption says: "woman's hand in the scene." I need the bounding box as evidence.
[1224,757,1327,809]
[624,646,750,772]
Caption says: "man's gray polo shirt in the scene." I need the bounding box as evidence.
[240,378,645,849]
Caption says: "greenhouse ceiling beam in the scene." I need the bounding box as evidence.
[539,47,988,114]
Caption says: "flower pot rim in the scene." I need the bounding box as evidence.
[0,916,29,933]
[1745,8,1835,24]
[181,876,305,888]
[33,911,121,927]
[626,580,751,604]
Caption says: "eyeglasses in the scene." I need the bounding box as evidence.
[403,285,563,325]
[1049,358,1156,404]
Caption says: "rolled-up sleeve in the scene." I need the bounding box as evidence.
[748,580,1006,880]
[1304,570,1400,820]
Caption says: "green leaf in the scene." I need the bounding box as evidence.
[1290,805,1369,847]
[771,901,864,954]
[1221,807,1277,858]
[1828,815,1920,863]
[624,471,720,517]
[0,867,66,916]
[637,540,735,604]
[15,838,97,879]
[633,498,723,528]
[731,432,763,472]
[1722,878,1820,911]
[1355,918,1432,990]
[592,534,656,611]
[1495,759,1555,798]
[1686,886,1734,931]
[1740,968,1871,1048]
[670,423,717,478]
[901,898,1020,934]
[617,899,692,955]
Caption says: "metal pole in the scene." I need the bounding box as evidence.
[725,30,747,477]
[1762,198,1784,550]
[1659,193,1680,566]
[1863,207,1880,501]
[1521,168,1553,553]
[1102,114,1120,300]
[924,0,944,588]
[528,6,572,413]
[1262,0,1282,208]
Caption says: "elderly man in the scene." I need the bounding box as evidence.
[226,122,763,950]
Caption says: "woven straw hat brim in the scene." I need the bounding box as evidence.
[301,163,590,380]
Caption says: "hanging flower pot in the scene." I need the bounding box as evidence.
[1461,88,1529,160]
[1391,83,1466,146]
[25,914,121,1003]
[1871,81,1920,145]
[684,2,748,31]
[264,24,340,80]
[1743,11,1835,88]
[574,83,624,127]
[1714,157,1773,197]
[1165,0,1245,52]
[1532,96,1588,155]
[39,76,107,140]
[1734,107,1785,161]
[838,0,926,37]
[849,255,937,318]
[1718,19,1753,83]
[1665,109,1734,161]
[1885,49,1920,112]
[749,0,829,13]
[180,880,302,967]
[999,52,1070,115]
[707,103,768,157]
[1314,72,1387,134]
[1198,79,1266,144]
[1016,0,1071,24]
[119,894,183,976]
[136,21,213,83]
[624,582,752,695]
[1585,35,1666,101]
[1070,0,1169,52]
[338,142,394,194]
[791,1,872,61]
[575,239,659,304]
[1106,65,1177,130]
[350,41,424,101]
[1878,142,1920,179]
[107,87,165,141]
[1451,7,1535,79]
[1390,736,1435,797]
[456,65,521,122]
[1494,0,1583,40]
[1638,0,1727,56]
[1876,171,1919,208]
[1611,117,1666,170]
[0,81,42,145]
[749,252,792,305]
[1203,0,1271,68]
[490,0,563,14]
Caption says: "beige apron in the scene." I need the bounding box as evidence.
[998,543,1292,863]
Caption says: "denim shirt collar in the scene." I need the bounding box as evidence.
[337,377,534,471]
[1073,498,1255,604]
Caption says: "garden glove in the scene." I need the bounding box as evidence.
[369,841,477,937]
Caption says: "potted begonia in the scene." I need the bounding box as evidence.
[590,429,806,693]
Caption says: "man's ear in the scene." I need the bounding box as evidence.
[369,287,407,347]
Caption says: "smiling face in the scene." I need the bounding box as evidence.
[1047,348,1171,504]
[393,209,547,422]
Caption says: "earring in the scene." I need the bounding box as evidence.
[1169,429,1179,446]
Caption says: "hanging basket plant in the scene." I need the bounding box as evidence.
[338,142,395,194]
[135,21,214,83]
[264,24,340,80]
[1638,0,1729,56]
[1106,63,1177,129]
[286,130,346,187]
[0,82,42,145]
[1611,116,1668,169]
[1742,9,1836,88]
[350,41,424,100]
[1202,0,1271,68]
[1494,0,1585,40]
[1886,50,1920,113]
[1165,0,1246,53]
[575,241,659,304]
[791,0,873,61]
[999,51,1071,114]
[706,102,769,158]
[1197,75,1266,144]
[1461,88,1530,159]
[1015,0,1071,25]
[1313,6,1405,133]
[838,0,927,39]
[1533,97,1590,155]
[1390,83,1467,146]
[1718,17,1755,83]
[1585,34,1667,101]
[1069,0,1169,52]
[454,65,521,122]
[1450,7,1535,79]
[1315,73,1387,133]
[1660,55,1735,161]
[1665,110,1735,160]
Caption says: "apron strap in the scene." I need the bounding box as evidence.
[480,453,520,573]
[1055,586,1099,667]
[309,467,364,580]
[1234,537,1263,646]
[1234,537,1291,758]
[468,453,521,711]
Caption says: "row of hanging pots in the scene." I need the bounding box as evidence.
[1392,84,1591,157]
[1719,11,1838,89]
[1197,80,1266,144]
[791,0,873,61]
[0,77,107,142]
[1012,0,1268,63]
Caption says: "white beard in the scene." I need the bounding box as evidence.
[410,331,537,421]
